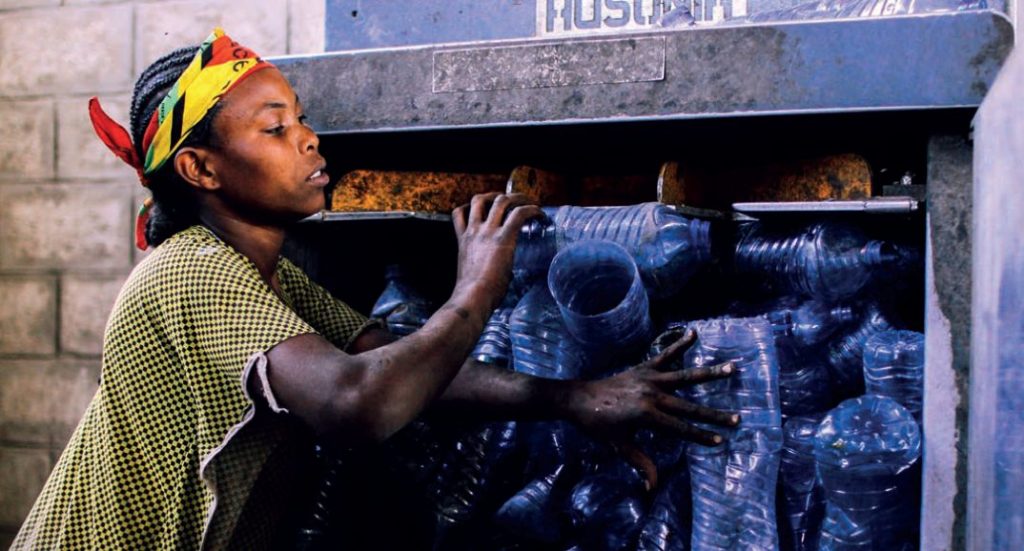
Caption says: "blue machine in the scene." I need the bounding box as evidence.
[276,2,1020,549]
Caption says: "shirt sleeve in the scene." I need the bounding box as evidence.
[277,257,384,351]
[151,241,319,457]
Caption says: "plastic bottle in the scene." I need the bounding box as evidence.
[775,350,833,421]
[863,330,925,424]
[813,395,922,551]
[553,203,713,298]
[636,463,693,551]
[509,283,592,380]
[471,284,526,368]
[827,303,895,398]
[569,461,648,551]
[514,203,713,299]
[683,317,782,551]
[494,464,572,544]
[512,207,560,286]
[734,221,899,302]
[766,299,858,349]
[547,240,653,360]
[429,421,523,549]
[370,264,435,335]
[778,414,826,551]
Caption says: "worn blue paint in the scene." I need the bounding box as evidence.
[326,0,536,51]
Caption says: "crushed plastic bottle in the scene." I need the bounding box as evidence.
[863,330,925,424]
[766,299,858,349]
[513,203,713,298]
[370,264,436,335]
[827,303,896,398]
[512,207,560,285]
[554,203,713,298]
[684,317,783,551]
[636,460,693,551]
[471,283,526,368]
[429,421,523,549]
[814,395,922,551]
[494,464,572,544]
[547,240,653,360]
[734,221,899,302]
[778,413,827,551]
[509,283,592,380]
[569,461,648,551]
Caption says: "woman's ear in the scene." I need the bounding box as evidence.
[173,147,219,191]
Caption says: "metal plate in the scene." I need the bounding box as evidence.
[433,37,666,92]
[275,11,1012,134]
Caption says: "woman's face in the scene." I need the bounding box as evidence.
[203,67,329,223]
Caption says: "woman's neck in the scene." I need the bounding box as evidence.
[200,213,285,284]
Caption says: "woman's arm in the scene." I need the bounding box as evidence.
[264,193,540,445]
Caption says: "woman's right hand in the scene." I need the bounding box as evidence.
[451,192,541,309]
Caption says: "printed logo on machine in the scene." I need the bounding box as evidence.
[536,0,705,36]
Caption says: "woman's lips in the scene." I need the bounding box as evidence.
[307,168,330,187]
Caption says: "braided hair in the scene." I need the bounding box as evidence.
[130,46,224,248]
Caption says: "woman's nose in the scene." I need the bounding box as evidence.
[300,124,319,152]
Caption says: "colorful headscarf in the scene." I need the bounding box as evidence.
[88,28,272,250]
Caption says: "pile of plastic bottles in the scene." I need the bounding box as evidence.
[321,203,925,551]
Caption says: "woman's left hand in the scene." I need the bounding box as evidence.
[562,329,739,491]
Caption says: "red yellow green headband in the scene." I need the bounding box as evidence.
[87,27,272,249]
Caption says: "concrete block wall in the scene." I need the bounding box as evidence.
[0,1,325,545]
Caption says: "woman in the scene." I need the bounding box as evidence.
[12,29,737,549]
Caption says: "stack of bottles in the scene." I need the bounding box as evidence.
[813,395,922,551]
[683,317,783,551]
[321,210,925,550]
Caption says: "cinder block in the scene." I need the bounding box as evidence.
[0,360,98,447]
[288,0,326,54]
[58,96,135,181]
[60,274,126,356]
[0,447,51,528]
[0,6,133,96]
[0,100,54,180]
[0,183,133,271]
[0,277,56,356]
[0,0,59,9]
[136,0,288,70]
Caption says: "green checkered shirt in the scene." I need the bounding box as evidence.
[13,225,375,550]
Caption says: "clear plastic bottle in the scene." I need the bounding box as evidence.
[766,299,858,349]
[734,221,899,302]
[512,207,559,286]
[494,464,572,544]
[509,283,593,380]
[778,350,835,418]
[813,395,922,551]
[778,414,826,551]
[370,264,436,336]
[471,284,526,368]
[513,203,713,299]
[827,303,895,398]
[429,421,522,548]
[553,203,713,298]
[863,330,925,424]
[569,461,648,551]
[636,462,693,551]
[547,240,653,360]
[683,317,782,551]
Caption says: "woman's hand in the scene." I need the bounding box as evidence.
[563,329,739,490]
[451,192,541,310]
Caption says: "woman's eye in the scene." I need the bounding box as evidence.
[265,125,285,135]
[298,114,311,127]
